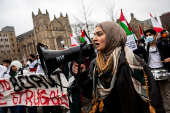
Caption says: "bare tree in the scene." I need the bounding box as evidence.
[105,4,119,22]
[71,21,98,43]
[71,0,98,39]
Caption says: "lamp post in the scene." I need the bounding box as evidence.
[61,41,65,48]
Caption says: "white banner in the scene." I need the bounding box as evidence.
[0,73,69,108]
[126,35,137,50]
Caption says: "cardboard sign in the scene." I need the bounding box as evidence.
[126,35,137,50]
[0,73,69,108]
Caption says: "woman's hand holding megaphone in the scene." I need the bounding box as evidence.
[72,62,86,74]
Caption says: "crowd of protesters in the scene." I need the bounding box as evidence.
[0,21,170,113]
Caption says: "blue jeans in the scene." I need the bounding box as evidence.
[0,106,18,113]
[17,106,37,113]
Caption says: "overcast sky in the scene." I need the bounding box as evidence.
[0,0,169,36]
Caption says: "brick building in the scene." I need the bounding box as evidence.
[160,12,170,32]
[129,13,157,39]
[0,26,21,64]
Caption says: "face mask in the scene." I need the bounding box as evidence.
[38,59,41,65]
[146,36,154,43]
[140,44,144,47]
[28,59,32,62]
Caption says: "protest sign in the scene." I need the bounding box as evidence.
[0,73,69,108]
[126,35,137,50]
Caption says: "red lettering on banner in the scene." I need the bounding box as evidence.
[60,95,69,108]
[10,93,18,105]
[0,80,11,91]
[50,91,60,105]
[34,90,40,106]
[40,90,50,105]
[17,92,24,104]
[0,93,7,105]
[25,90,33,106]
[10,91,24,105]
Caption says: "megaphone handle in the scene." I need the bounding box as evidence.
[77,43,86,76]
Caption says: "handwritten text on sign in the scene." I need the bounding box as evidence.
[126,35,137,50]
[0,73,69,108]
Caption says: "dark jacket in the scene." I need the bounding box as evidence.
[133,45,146,59]
[145,40,170,70]
[80,49,164,113]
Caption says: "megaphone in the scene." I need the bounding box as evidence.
[36,43,95,77]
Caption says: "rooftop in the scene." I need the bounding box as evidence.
[1,26,15,32]
[16,30,33,39]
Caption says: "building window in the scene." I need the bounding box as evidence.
[18,49,20,53]
[13,50,15,53]
[0,34,1,36]
[5,39,8,42]
[12,44,14,47]
[7,50,10,53]
[1,51,5,54]
[135,25,138,29]
[11,38,13,41]
[46,26,48,29]
[0,39,2,41]
[4,34,6,36]
[17,44,18,46]
[10,33,13,36]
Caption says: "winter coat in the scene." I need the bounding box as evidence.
[80,49,164,113]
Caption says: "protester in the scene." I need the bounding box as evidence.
[0,61,22,113]
[29,54,38,72]
[0,65,7,78]
[133,38,146,59]
[73,21,164,113]
[36,54,44,73]
[144,29,170,112]
[144,29,170,69]
[160,30,170,44]
[3,60,11,76]
[7,60,37,113]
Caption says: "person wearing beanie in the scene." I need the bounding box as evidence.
[0,62,19,113]
[10,60,37,113]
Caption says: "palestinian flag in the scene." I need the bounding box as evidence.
[150,13,164,32]
[139,24,144,39]
[80,30,91,44]
[119,9,137,40]
[119,9,131,36]
[70,34,79,47]
[165,25,168,31]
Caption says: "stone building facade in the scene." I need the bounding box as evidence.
[160,12,170,32]
[0,26,21,64]
[129,13,157,39]
[16,9,72,64]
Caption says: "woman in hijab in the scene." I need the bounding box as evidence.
[73,21,164,113]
